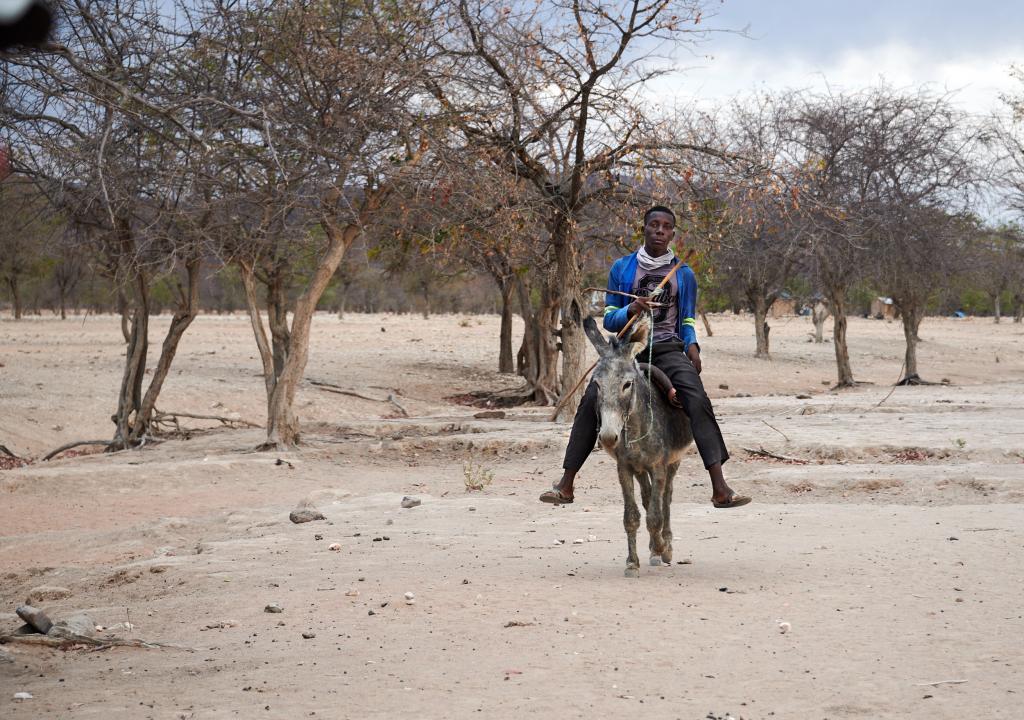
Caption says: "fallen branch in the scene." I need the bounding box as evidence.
[153,410,261,432]
[0,632,189,651]
[0,444,21,459]
[914,679,968,687]
[742,446,809,464]
[309,380,387,403]
[761,419,790,442]
[42,440,110,462]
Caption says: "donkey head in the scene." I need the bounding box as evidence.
[583,316,652,452]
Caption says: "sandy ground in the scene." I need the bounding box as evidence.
[1,311,1023,719]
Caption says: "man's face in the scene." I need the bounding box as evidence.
[643,211,675,256]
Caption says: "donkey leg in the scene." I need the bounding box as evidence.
[636,470,656,555]
[617,464,641,577]
[646,467,667,565]
[660,463,679,564]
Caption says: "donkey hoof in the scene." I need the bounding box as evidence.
[661,550,673,564]
[649,556,665,566]
[624,566,640,578]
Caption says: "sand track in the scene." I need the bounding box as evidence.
[2,312,1023,718]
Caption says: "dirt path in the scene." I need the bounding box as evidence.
[2,312,1023,718]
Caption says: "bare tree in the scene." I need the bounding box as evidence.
[3,0,213,448]
[965,224,1024,323]
[0,175,56,318]
[192,0,436,448]
[857,92,979,381]
[426,0,725,416]
[876,210,970,383]
[694,94,805,358]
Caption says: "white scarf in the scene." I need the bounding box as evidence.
[637,245,675,272]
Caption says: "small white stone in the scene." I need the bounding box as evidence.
[778,621,791,634]
[553,539,564,545]
[587,534,597,542]
[404,591,415,601]
[13,692,33,701]
[344,589,359,597]
[572,538,584,545]
[328,543,341,552]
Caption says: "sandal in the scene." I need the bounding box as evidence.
[712,493,751,509]
[539,488,574,504]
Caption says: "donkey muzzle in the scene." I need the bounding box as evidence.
[598,429,619,451]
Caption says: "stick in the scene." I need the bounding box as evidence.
[583,287,668,305]
[761,419,790,442]
[914,679,968,687]
[742,446,809,464]
[0,444,21,459]
[584,287,643,300]
[42,440,110,462]
[0,633,189,651]
[875,358,906,407]
[548,360,598,421]
[310,380,390,403]
[154,411,261,429]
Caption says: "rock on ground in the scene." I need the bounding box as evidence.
[15,605,53,634]
[289,506,326,524]
[48,613,96,639]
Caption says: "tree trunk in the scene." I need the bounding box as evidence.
[126,258,202,444]
[753,295,770,358]
[515,269,560,404]
[117,288,131,343]
[533,275,563,406]
[58,285,67,320]
[700,309,713,337]
[8,276,22,320]
[899,303,923,383]
[261,221,362,450]
[812,301,829,343]
[553,220,586,421]
[828,291,855,387]
[336,282,350,320]
[266,266,290,381]
[993,293,1001,323]
[112,272,150,448]
[1014,293,1023,323]
[498,280,514,374]
[240,261,276,402]
[515,275,535,378]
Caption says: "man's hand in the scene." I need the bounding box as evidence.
[687,344,702,374]
[628,296,656,316]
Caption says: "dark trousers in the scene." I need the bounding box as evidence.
[562,340,730,472]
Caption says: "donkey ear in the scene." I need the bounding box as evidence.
[583,316,610,357]
[625,315,652,358]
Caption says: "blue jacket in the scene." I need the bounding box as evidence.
[602,250,699,353]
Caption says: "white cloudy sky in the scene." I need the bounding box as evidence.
[655,0,1024,116]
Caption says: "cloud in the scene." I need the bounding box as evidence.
[651,41,1024,116]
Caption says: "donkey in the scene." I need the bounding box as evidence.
[583,316,694,577]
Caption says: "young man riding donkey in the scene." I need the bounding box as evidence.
[540,205,751,510]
